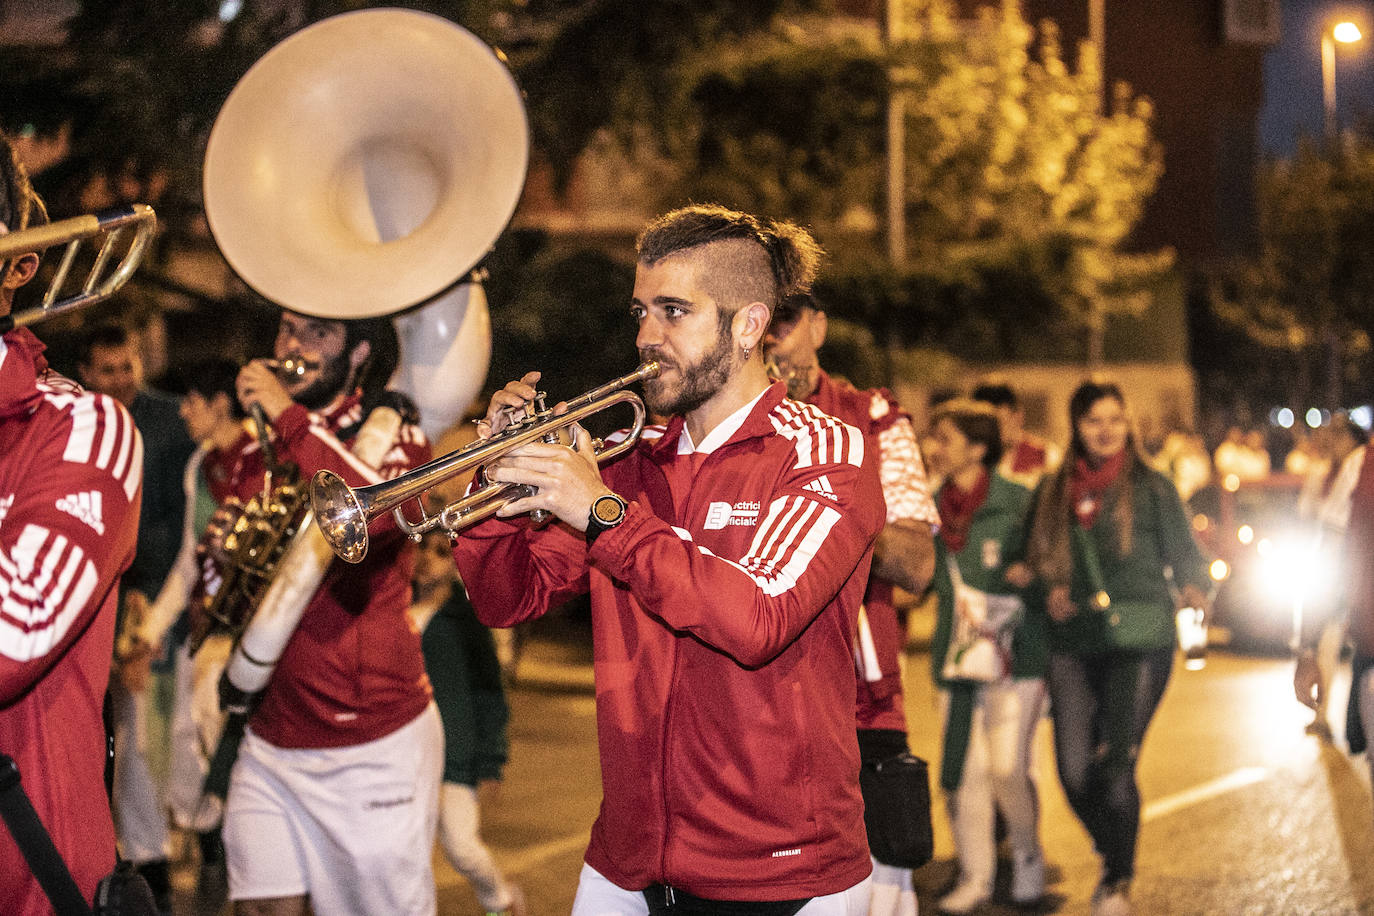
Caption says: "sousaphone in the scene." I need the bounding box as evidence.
[199,8,527,714]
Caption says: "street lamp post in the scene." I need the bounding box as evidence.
[1322,21,1362,141]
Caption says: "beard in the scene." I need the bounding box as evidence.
[641,315,737,419]
[289,351,353,410]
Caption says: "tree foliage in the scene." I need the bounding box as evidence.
[1209,136,1374,407]
[891,0,1168,345]
[609,0,1168,361]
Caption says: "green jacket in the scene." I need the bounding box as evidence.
[1037,465,1209,655]
[930,472,1046,687]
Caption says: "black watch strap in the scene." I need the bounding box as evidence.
[586,493,627,546]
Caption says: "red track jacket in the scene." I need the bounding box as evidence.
[0,328,141,915]
[455,382,884,901]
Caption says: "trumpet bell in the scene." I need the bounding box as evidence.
[202,8,529,319]
[311,470,369,565]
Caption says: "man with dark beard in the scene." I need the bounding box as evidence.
[211,310,437,916]
[454,204,886,914]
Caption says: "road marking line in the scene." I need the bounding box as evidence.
[1142,766,1268,823]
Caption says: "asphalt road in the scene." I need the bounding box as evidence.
[172,621,1374,915]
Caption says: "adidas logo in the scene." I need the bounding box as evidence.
[56,490,105,535]
[802,475,838,502]
[0,494,12,528]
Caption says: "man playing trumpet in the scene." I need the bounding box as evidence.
[455,204,886,913]
[215,310,436,916]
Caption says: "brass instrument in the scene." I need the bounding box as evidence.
[311,362,661,564]
[189,358,320,653]
[195,6,529,706]
[0,204,157,328]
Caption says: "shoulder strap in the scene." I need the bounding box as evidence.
[0,754,95,916]
[1072,524,1111,609]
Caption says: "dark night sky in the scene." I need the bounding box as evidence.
[1260,0,1374,156]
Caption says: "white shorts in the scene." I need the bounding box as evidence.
[570,863,873,916]
[224,703,442,915]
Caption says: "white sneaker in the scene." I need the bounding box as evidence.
[1011,850,1046,904]
[1091,880,1133,916]
[938,882,990,915]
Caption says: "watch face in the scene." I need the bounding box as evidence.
[593,495,624,525]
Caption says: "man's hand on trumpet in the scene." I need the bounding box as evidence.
[478,371,618,534]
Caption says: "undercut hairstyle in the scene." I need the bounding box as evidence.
[636,204,823,314]
[186,357,247,420]
[932,399,1004,470]
[970,382,1018,411]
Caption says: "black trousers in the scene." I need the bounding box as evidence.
[1046,646,1173,885]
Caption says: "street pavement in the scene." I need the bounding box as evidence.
[171,615,1374,915]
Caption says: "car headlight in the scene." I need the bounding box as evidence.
[1257,537,1337,613]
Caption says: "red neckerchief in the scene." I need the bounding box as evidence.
[0,327,48,419]
[1070,449,1127,528]
[1011,438,1047,473]
[937,467,990,553]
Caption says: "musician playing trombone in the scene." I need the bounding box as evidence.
[456,204,886,914]
[0,132,145,916]
[217,311,437,916]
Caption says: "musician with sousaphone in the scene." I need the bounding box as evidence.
[194,8,527,915]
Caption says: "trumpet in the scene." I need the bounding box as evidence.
[310,361,661,563]
[1,204,157,329]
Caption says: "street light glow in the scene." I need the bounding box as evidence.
[1333,22,1362,43]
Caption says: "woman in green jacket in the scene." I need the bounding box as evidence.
[928,400,1047,915]
[1020,381,1209,916]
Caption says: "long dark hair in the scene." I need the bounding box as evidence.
[1025,380,1146,585]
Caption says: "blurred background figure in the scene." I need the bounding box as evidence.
[1296,430,1374,808]
[924,399,1046,914]
[1213,426,1269,483]
[1151,428,1212,502]
[131,358,254,885]
[970,382,1061,491]
[1294,414,1368,741]
[77,320,195,914]
[411,522,525,916]
[1020,381,1211,916]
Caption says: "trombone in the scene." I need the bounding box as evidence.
[310,361,661,563]
[0,204,158,328]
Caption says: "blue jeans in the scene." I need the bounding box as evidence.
[1046,647,1173,885]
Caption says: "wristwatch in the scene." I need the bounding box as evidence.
[586,492,628,546]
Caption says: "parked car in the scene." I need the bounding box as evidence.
[1187,473,1324,652]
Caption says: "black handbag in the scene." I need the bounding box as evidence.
[858,752,935,869]
[0,753,158,916]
